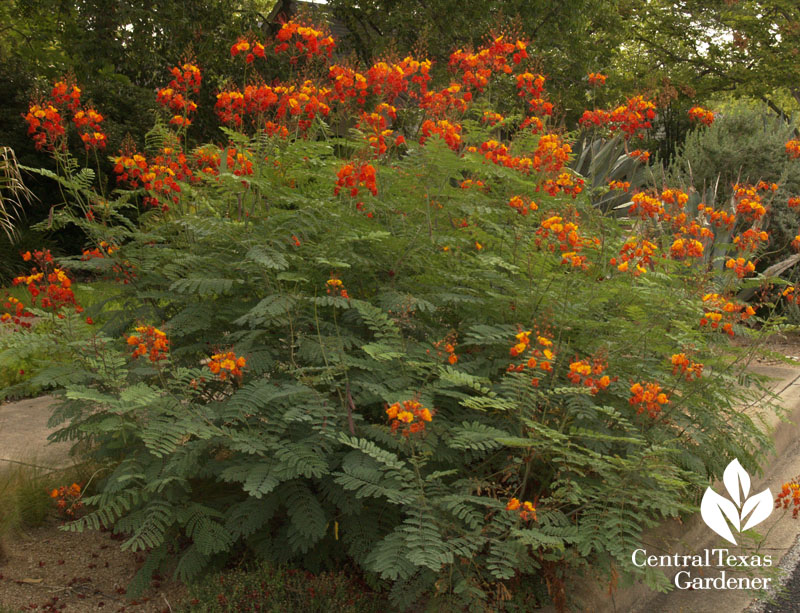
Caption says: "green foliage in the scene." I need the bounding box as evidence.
[610,0,800,115]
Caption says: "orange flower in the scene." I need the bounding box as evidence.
[587,72,606,87]
[207,350,246,381]
[385,399,434,436]
[688,106,714,126]
[671,353,703,380]
[629,381,669,418]
[506,497,537,521]
[326,274,350,299]
[128,325,169,362]
[567,357,612,393]
[725,257,756,278]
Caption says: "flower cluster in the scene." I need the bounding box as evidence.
[776,479,800,518]
[669,237,704,260]
[587,72,607,87]
[1,295,34,329]
[629,381,669,418]
[629,192,662,219]
[507,195,538,216]
[24,77,108,152]
[532,134,573,173]
[127,325,169,362]
[50,483,83,518]
[208,351,247,381]
[482,110,505,126]
[466,134,574,178]
[688,106,715,126]
[326,275,350,299]
[536,214,591,269]
[733,228,768,252]
[157,62,201,127]
[507,330,555,387]
[420,119,462,150]
[230,36,266,62]
[670,353,703,380]
[782,285,800,305]
[12,250,82,317]
[50,79,82,110]
[334,163,377,197]
[215,81,331,134]
[432,334,459,365]
[460,179,487,191]
[725,257,756,278]
[113,143,197,210]
[24,103,65,151]
[579,95,656,138]
[225,146,254,177]
[385,400,433,436]
[733,183,771,221]
[81,240,117,260]
[611,237,658,276]
[506,497,537,521]
[72,107,107,149]
[274,20,335,59]
[358,104,402,156]
[699,293,755,337]
[629,188,687,222]
[449,35,529,93]
[786,140,800,159]
[566,358,611,394]
[697,204,736,229]
[516,72,552,116]
[541,172,584,198]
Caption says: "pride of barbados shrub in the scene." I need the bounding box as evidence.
[4,20,793,611]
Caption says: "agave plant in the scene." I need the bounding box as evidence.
[569,134,647,212]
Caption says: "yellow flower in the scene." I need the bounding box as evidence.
[397,410,414,423]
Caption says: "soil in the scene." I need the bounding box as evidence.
[0,524,186,612]
[762,561,800,613]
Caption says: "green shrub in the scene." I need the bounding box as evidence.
[5,25,790,612]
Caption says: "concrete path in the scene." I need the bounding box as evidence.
[0,395,71,470]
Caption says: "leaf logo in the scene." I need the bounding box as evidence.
[700,459,773,545]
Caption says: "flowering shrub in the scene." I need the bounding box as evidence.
[8,23,791,612]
